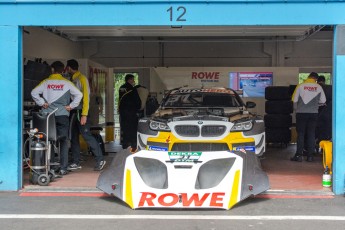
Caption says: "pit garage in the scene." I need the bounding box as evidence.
[0,1,345,197]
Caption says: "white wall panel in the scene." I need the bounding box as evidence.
[23,27,83,60]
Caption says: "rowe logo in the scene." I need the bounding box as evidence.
[47,84,64,90]
[304,86,317,91]
[192,72,220,80]
[138,192,225,207]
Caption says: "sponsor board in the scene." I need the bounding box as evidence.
[191,72,220,83]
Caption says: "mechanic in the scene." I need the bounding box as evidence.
[31,61,83,176]
[66,59,106,171]
[291,72,326,162]
[118,74,141,150]
[316,75,332,143]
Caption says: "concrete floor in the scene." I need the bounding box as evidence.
[22,142,332,193]
[261,144,330,192]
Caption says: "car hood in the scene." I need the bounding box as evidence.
[152,108,254,122]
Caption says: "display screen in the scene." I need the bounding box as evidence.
[229,72,273,97]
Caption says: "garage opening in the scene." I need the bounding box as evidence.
[114,72,140,142]
[22,25,333,193]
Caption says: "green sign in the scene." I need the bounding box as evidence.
[168,152,202,162]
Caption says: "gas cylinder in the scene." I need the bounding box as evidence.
[322,166,332,188]
[29,140,46,184]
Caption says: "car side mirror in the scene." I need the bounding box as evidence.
[246,101,256,108]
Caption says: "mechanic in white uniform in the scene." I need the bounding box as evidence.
[291,72,326,162]
[31,61,82,175]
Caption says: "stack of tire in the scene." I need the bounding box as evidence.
[264,86,293,146]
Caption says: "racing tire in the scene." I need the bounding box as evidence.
[265,100,293,114]
[265,86,291,101]
[265,127,291,144]
[264,114,292,128]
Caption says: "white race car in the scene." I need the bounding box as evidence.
[136,87,266,156]
[97,87,269,209]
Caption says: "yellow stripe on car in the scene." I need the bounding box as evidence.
[228,170,241,209]
[125,169,134,209]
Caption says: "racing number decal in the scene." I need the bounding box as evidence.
[167,6,187,22]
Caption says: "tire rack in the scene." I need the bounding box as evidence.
[264,86,293,147]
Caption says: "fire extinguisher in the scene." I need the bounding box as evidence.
[29,135,46,185]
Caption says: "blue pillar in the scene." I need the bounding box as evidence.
[333,25,345,195]
[0,26,22,190]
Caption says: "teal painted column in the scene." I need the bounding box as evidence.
[0,26,22,190]
[333,25,345,195]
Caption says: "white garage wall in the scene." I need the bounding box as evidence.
[150,68,167,103]
[23,27,332,72]
[23,27,83,61]
[84,31,332,71]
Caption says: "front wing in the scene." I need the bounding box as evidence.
[97,149,269,209]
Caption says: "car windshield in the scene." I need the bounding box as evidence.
[162,90,242,108]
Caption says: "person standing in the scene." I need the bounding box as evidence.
[316,75,332,142]
[66,59,106,171]
[291,72,326,162]
[31,61,83,175]
[118,74,141,150]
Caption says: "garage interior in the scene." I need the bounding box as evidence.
[22,25,333,193]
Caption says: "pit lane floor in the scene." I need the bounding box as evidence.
[0,191,344,230]
[12,143,341,229]
[22,142,331,194]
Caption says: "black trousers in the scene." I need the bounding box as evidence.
[55,115,69,171]
[316,106,332,142]
[70,111,103,165]
[296,113,318,157]
[119,110,138,149]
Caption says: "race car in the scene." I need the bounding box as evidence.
[97,87,269,209]
[137,87,265,156]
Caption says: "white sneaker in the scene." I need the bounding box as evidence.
[94,161,106,171]
[67,163,82,171]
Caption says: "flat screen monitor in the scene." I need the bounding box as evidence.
[229,72,273,97]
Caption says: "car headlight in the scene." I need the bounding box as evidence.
[231,120,253,131]
[149,120,171,131]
